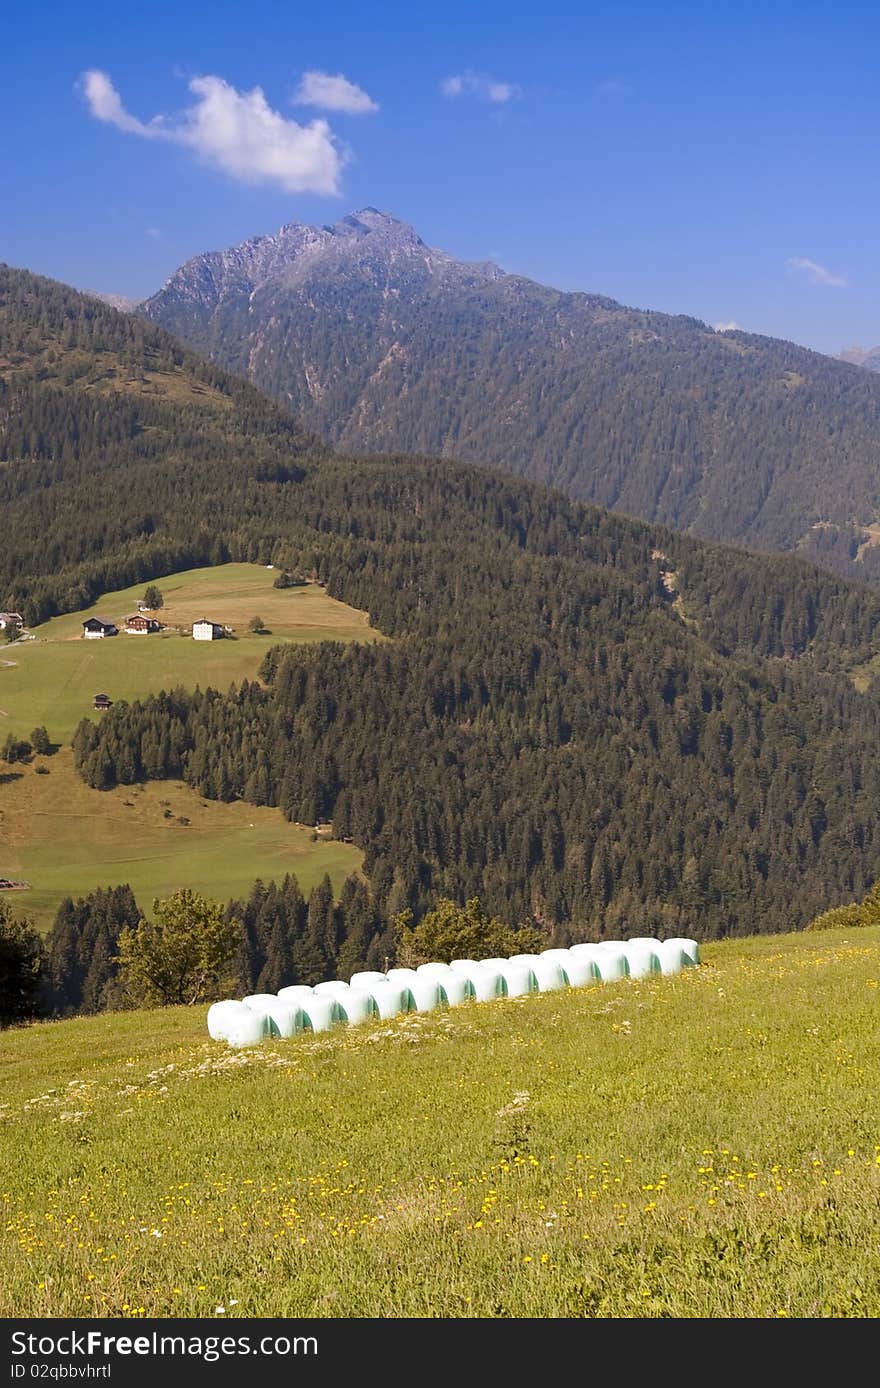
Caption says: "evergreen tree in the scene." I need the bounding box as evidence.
[335,877,379,980]
[0,901,45,1027]
[45,885,142,1014]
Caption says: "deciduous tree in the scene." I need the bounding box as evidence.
[396,897,544,966]
[116,889,242,1006]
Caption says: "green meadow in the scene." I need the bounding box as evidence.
[2,925,879,1318]
[0,563,382,744]
[0,754,362,933]
[0,564,377,926]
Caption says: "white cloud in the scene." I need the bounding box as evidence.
[145,226,161,239]
[293,70,378,114]
[442,75,464,97]
[713,320,741,332]
[441,70,520,104]
[81,69,344,194]
[786,256,848,288]
[487,80,516,103]
[82,69,156,135]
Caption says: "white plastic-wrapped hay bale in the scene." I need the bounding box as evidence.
[277,985,316,1003]
[408,977,442,1013]
[627,937,660,947]
[264,1002,303,1038]
[241,994,280,1023]
[531,958,567,992]
[449,959,479,973]
[591,946,630,981]
[437,972,474,1006]
[569,942,600,958]
[480,957,510,969]
[386,967,420,986]
[271,1002,306,1037]
[242,994,304,1038]
[314,980,352,999]
[509,953,541,966]
[654,940,687,976]
[349,970,388,988]
[561,954,599,988]
[623,942,661,979]
[665,937,700,967]
[300,995,343,1033]
[207,999,249,1041]
[336,989,377,1025]
[368,980,410,1019]
[540,948,573,963]
[417,962,455,979]
[468,966,505,1002]
[225,1006,268,1049]
[498,961,537,997]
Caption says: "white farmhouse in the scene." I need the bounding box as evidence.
[192,618,224,642]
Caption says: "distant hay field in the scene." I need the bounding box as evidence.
[0,563,383,744]
[0,563,377,928]
[0,752,362,934]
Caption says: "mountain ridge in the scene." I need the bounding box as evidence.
[83,289,143,312]
[142,210,880,585]
[839,344,880,374]
[145,208,505,314]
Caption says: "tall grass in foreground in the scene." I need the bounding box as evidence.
[2,927,880,1318]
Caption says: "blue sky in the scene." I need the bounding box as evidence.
[2,0,878,352]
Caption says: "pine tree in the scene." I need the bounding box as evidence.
[335,877,378,980]
[0,901,46,1027]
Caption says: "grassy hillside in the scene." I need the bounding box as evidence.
[0,564,381,744]
[2,926,879,1318]
[0,753,361,933]
[0,265,325,628]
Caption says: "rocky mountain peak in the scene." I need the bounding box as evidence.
[82,289,142,312]
[839,345,880,373]
[142,210,504,320]
[332,207,416,238]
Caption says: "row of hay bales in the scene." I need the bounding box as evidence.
[208,937,699,1048]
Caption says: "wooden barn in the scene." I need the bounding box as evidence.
[124,614,161,634]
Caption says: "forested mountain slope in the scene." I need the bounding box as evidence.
[143,209,880,582]
[0,264,323,620]
[7,267,880,938]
